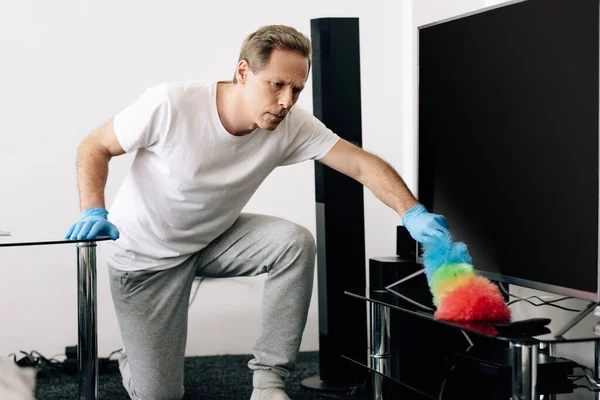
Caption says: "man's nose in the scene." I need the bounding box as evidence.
[279,88,294,109]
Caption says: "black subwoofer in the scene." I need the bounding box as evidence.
[302,17,367,391]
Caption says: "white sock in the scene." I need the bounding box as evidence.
[250,388,290,400]
[251,370,289,400]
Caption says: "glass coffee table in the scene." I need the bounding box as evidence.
[0,234,110,400]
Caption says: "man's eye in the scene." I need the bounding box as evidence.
[270,81,283,88]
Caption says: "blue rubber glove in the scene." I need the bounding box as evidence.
[65,208,120,241]
[402,204,450,244]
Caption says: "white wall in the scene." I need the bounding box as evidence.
[0,0,408,358]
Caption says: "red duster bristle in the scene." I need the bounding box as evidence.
[456,322,499,336]
[434,276,511,323]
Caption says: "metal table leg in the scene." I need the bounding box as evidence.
[538,343,556,400]
[512,343,538,400]
[371,302,390,400]
[547,344,557,400]
[595,341,600,400]
[77,242,98,400]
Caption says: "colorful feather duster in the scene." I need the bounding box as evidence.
[422,235,511,323]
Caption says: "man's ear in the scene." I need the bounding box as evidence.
[236,60,250,84]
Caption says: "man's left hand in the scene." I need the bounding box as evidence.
[402,203,450,244]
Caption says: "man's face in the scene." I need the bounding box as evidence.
[241,48,309,131]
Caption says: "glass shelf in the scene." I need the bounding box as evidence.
[346,290,600,344]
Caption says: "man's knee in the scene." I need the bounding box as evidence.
[276,221,316,255]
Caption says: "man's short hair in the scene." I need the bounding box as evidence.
[233,25,311,83]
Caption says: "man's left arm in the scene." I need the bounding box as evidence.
[318,139,450,243]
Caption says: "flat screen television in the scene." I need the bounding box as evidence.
[418,0,600,301]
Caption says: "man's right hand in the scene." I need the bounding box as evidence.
[65,208,120,240]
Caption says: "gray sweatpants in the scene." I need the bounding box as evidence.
[108,213,316,400]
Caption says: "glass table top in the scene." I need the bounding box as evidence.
[0,233,111,247]
[346,290,600,344]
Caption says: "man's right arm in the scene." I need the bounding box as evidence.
[77,120,125,210]
[65,120,125,240]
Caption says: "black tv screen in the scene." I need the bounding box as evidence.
[418,0,599,300]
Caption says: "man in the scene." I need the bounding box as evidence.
[66,25,449,400]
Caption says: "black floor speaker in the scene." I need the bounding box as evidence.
[302,17,367,392]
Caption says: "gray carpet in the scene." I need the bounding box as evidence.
[35,351,364,399]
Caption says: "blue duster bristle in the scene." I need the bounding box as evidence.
[422,235,472,280]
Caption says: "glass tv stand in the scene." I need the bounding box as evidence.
[0,234,110,400]
[344,256,600,400]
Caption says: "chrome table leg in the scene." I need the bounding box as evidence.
[595,341,600,400]
[512,343,538,400]
[77,242,98,400]
[371,302,390,400]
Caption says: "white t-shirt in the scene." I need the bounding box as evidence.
[106,81,340,271]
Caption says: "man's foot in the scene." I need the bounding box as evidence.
[250,388,291,400]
